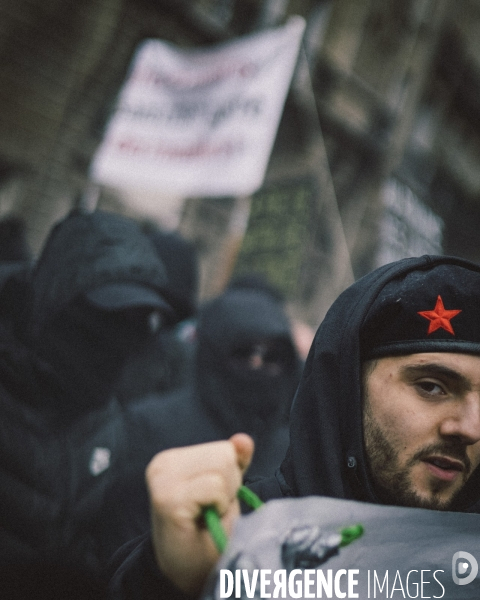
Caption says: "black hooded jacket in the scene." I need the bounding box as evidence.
[110,255,480,600]
[194,288,299,456]
[131,287,299,472]
[0,210,172,597]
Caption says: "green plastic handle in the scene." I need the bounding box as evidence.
[202,486,364,554]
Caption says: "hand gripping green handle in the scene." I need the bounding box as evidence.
[203,485,364,553]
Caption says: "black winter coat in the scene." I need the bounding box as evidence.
[0,210,171,598]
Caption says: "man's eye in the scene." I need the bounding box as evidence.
[416,381,445,395]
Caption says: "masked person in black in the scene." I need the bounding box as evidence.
[196,286,299,475]
[0,209,175,599]
[115,225,199,402]
[130,285,299,475]
[99,285,300,558]
[110,255,480,600]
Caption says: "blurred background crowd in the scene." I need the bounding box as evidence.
[2,0,480,598]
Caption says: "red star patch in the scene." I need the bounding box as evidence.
[418,295,461,335]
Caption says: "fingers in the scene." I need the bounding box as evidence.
[149,467,240,526]
[145,435,255,596]
[146,437,252,504]
[146,436,254,526]
[146,434,255,508]
[229,433,255,473]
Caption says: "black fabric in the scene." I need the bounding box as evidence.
[25,210,171,414]
[0,216,32,262]
[114,328,195,402]
[29,209,168,338]
[0,210,174,595]
[0,260,30,293]
[122,287,301,483]
[0,261,31,338]
[0,564,106,600]
[0,328,126,587]
[33,297,162,412]
[108,535,188,600]
[361,262,480,358]
[112,225,199,402]
[228,272,285,304]
[142,224,199,321]
[195,288,299,446]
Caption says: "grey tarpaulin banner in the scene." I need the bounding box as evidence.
[201,496,480,600]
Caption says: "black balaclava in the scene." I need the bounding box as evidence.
[196,288,298,436]
[27,210,171,413]
[279,255,480,513]
[29,210,168,337]
[34,298,159,411]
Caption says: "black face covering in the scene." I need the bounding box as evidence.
[34,296,157,412]
[23,209,172,415]
[229,339,294,375]
[29,210,169,339]
[196,289,298,435]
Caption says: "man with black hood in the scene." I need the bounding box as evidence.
[110,255,480,599]
[0,209,176,598]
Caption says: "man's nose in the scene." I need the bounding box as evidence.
[439,395,480,445]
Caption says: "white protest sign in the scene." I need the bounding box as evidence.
[90,17,305,197]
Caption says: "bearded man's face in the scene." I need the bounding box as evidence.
[362,353,480,510]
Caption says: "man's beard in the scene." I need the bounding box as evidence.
[363,401,471,511]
